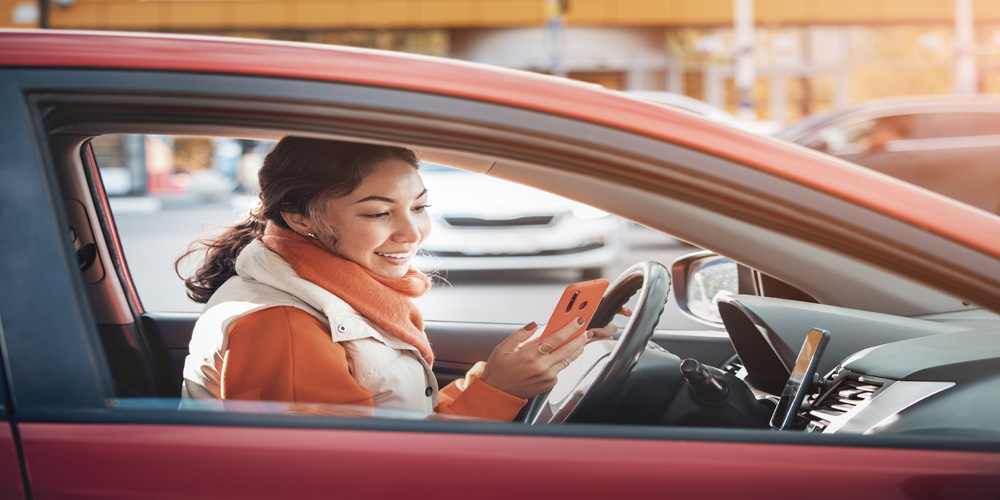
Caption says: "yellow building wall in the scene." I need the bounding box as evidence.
[4,0,1000,30]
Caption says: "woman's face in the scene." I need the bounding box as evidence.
[317,159,431,279]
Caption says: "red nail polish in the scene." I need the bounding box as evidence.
[525,321,537,331]
[577,317,585,325]
[587,330,595,339]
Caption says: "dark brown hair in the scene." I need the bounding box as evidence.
[176,136,420,303]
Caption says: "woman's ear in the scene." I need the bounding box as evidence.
[280,211,313,237]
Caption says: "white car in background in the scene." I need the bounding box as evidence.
[415,163,628,279]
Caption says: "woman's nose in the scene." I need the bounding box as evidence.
[393,215,422,242]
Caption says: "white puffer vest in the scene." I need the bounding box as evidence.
[181,239,438,414]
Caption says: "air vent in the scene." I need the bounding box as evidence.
[806,373,883,432]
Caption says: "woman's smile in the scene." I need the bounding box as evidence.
[374,250,415,265]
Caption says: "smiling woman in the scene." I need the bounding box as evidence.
[283,156,431,280]
[177,136,619,419]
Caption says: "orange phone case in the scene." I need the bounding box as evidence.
[538,278,610,347]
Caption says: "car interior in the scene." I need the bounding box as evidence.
[40,88,1000,439]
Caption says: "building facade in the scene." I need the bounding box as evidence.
[5,0,1000,123]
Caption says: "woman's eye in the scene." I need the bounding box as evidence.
[362,212,390,220]
[413,204,431,213]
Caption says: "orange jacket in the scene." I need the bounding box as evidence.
[220,306,526,421]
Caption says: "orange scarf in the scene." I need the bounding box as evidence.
[261,224,434,364]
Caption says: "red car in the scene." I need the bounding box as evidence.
[1,30,999,498]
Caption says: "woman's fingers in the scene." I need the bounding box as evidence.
[481,312,622,398]
[552,341,586,368]
[586,323,618,342]
[538,316,587,349]
[498,321,539,352]
[548,322,591,367]
[578,304,630,344]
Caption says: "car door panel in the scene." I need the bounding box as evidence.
[0,425,25,500]
[18,421,1000,499]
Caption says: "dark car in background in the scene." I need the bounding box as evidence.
[778,95,1000,214]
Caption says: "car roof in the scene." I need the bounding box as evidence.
[2,29,999,258]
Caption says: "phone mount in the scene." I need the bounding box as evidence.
[770,328,831,430]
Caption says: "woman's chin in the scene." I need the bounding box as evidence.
[371,265,409,280]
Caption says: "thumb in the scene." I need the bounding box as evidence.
[499,322,539,351]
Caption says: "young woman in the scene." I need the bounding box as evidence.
[179,136,619,421]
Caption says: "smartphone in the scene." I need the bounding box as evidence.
[770,328,831,430]
[538,278,610,348]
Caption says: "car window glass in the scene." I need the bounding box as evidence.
[812,114,921,155]
[911,112,1000,139]
[811,112,1000,155]
[94,134,702,330]
[966,112,1000,136]
[808,120,873,155]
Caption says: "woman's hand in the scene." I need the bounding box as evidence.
[479,305,633,399]
[584,305,632,343]
[479,318,591,399]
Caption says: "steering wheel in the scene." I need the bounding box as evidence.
[525,261,671,424]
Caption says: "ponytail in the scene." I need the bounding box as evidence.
[175,208,265,303]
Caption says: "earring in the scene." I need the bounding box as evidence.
[307,232,317,239]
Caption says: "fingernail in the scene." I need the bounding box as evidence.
[587,330,595,339]
[577,317,585,325]
[525,321,537,331]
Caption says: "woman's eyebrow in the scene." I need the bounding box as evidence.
[353,189,428,205]
[354,195,395,204]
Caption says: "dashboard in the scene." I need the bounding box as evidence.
[717,295,1000,437]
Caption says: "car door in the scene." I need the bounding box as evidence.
[4,59,1000,498]
[0,329,26,500]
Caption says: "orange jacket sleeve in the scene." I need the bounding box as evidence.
[435,362,527,421]
[221,306,526,421]
[221,306,375,407]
